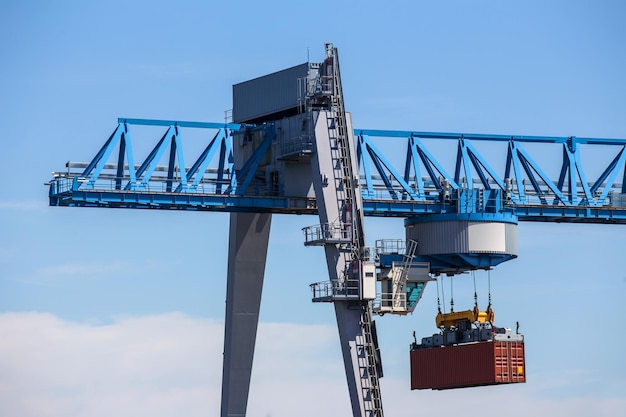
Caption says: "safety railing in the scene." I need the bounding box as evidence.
[310,277,361,302]
[302,222,353,246]
[375,239,406,255]
[280,135,313,158]
[373,292,408,313]
[363,178,621,208]
[49,176,232,195]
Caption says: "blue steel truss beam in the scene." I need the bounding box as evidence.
[404,135,460,193]
[231,126,276,195]
[81,124,126,188]
[136,126,177,191]
[591,146,626,198]
[361,136,419,200]
[48,118,626,224]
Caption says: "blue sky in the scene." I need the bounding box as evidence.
[1,1,625,416]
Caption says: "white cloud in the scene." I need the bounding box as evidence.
[0,312,623,417]
[379,377,626,417]
[0,312,220,417]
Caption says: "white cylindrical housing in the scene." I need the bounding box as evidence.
[405,213,518,272]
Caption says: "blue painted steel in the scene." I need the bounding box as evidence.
[136,126,177,191]
[81,124,126,189]
[404,212,518,225]
[591,147,626,198]
[178,130,228,192]
[117,118,241,130]
[361,136,418,200]
[359,130,626,209]
[48,118,626,224]
[230,125,276,195]
[357,129,626,146]
[406,136,459,192]
[49,181,315,213]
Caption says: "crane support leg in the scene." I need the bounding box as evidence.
[220,212,272,417]
[334,301,369,417]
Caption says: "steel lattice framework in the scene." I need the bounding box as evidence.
[49,117,626,223]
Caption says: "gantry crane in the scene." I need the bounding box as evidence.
[48,44,626,417]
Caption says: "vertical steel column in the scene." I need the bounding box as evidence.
[221,212,272,417]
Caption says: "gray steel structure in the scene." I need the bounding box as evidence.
[221,212,271,417]
[232,62,317,124]
[223,44,382,417]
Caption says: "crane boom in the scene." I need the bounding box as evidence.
[49,125,626,223]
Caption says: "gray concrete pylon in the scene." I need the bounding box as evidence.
[220,212,272,417]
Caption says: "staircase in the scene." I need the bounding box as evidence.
[392,239,418,309]
[374,239,418,315]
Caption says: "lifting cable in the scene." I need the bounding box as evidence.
[437,277,446,313]
[472,270,478,308]
[488,269,492,308]
[435,276,442,314]
[449,275,455,313]
[486,268,495,325]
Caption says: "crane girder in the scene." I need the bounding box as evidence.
[48,118,626,224]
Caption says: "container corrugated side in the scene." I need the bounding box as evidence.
[410,341,525,390]
[494,340,525,384]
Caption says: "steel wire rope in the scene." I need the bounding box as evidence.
[488,269,492,307]
[437,276,445,314]
[449,275,455,312]
[472,270,478,308]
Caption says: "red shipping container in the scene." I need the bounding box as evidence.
[410,341,525,390]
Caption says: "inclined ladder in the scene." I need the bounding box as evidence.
[325,43,365,257]
[325,43,382,416]
[392,239,418,309]
[358,307,383,417]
